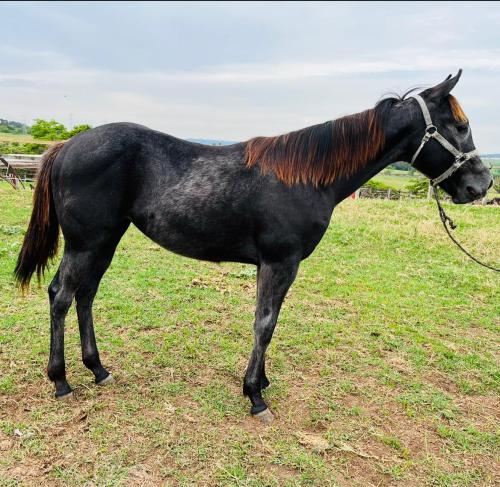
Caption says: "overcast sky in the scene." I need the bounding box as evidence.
[2,1,500,151]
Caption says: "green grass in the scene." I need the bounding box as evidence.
[373,172,412,190]
[0,183,498,486]
[372,169,416,189]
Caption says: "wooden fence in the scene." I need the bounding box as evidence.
[0,153,41,188]
[356,187,433,200]
[353,187,496,205]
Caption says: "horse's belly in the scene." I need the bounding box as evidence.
[131,209,259,264]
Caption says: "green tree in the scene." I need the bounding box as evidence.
[30,119,69,140]
[365,179,397,191]
[67,124,92,138]
[405,178,429,196]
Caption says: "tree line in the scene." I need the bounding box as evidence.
[0,118,92,140]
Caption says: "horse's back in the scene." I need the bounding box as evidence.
[50,122,259,257]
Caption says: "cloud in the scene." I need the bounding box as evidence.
[3,46,500,88]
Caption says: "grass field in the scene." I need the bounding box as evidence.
[0,133,53,145]
[0,183,498,486]
[371,172,414,190]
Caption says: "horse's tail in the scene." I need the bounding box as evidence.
[14,142,65,289]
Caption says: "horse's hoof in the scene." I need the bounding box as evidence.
[55,390,74,400]
[96,373,114,386]
[253,408,275,425]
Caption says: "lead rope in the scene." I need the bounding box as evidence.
[432,187,500,272]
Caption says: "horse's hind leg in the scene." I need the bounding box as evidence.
[47,223,128,397]
[48,249,88,398]
[75,247,124,385]
[47,267,74,398]
[75,262,113,385]
[74,224,129,385]
[76,285,111,385]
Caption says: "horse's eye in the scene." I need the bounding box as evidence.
[456,123,469,133]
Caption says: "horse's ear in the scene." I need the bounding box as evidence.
[424,70,462,101]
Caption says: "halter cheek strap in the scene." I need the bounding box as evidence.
[409,94,479,186]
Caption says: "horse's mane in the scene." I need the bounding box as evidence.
[245,90,467,186]
[245,97,397,187]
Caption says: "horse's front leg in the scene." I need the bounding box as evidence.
[243,257,299,423]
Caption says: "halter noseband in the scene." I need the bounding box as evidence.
[409,94,479,186]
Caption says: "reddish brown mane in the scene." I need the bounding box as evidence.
[245,107,388,186]
[448,94,468,123]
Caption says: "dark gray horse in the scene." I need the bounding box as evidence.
[15,71,492,422]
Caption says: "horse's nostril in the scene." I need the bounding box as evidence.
[488,179,493,189]
[466,186,479,197]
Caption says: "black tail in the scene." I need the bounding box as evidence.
[14,142,65,289]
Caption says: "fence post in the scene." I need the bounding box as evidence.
[427,183,433,200]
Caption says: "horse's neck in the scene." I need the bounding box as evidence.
[328,138,409,205]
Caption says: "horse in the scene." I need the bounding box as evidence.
[14,70,493,423]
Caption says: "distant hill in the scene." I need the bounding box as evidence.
[0,119,30,135]
[186,138,236,146]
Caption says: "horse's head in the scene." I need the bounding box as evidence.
[405,70,493,203]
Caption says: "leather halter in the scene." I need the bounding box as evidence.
[409,94,479,186]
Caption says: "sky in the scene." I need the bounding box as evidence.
[1,1,500,151]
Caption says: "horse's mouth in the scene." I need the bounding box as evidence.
[452,196,468,204]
